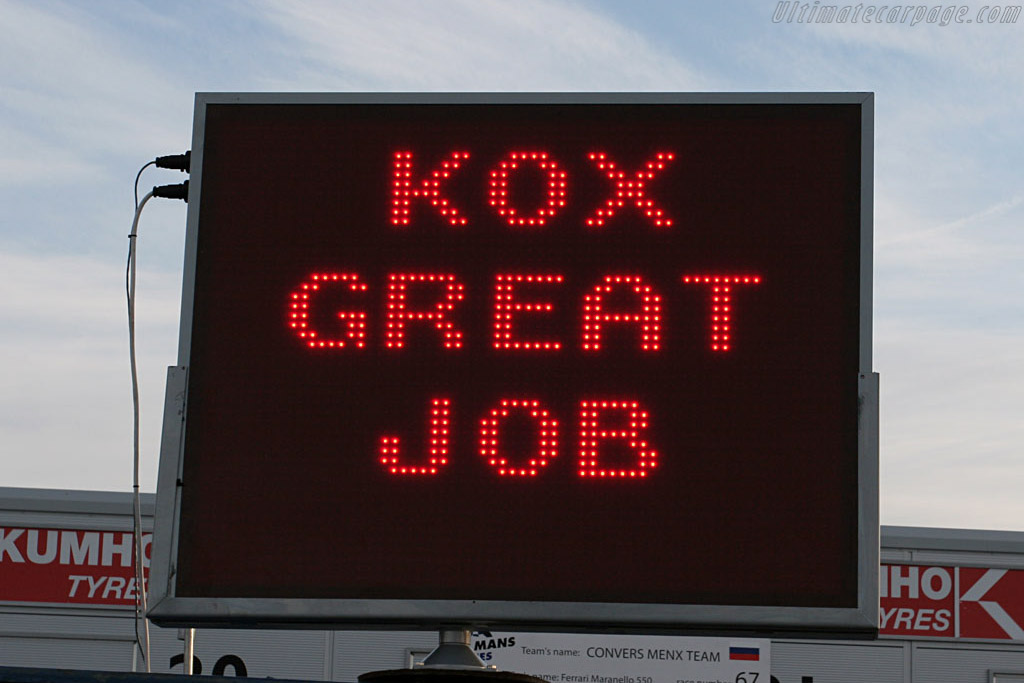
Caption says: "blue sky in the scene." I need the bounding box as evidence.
[2,0,1022,530]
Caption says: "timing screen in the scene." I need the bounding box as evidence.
[176,102,863,609]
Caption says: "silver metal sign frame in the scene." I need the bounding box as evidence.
[149,92,878,636]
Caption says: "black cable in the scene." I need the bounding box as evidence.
[134,160,156,212]
[156,150,190,172]
[153,180,189,202]
[135,149,190,210]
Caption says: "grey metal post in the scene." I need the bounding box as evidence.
[184,627,196,675]
[420,628,489,669]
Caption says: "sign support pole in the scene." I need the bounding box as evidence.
[421,629,489,669]
[184,628,195,675]
[357,629,544,683]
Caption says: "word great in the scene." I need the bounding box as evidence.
[288,272,762,353]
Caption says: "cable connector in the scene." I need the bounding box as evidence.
[155,151,191,172]
[152,180,189,202]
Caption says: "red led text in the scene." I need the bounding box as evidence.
[493,274,563,351]
[581,274,662,352]
[584,151,675,228]
[384,273,465,350]
[682,275,763,352]
[381,396,658,479]
[379,398,451,475]
[579,400,657,478]
[479,399,560,477]
[391,150,675,228]
[488,151,567,227]
[391,150,470,226]
[288,272,761,352]
[288,273,368,349]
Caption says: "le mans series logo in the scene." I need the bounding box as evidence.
[472,631,517,661]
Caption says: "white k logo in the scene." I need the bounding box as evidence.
[961,569,1024,640]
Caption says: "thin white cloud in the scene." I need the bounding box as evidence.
[0,249,180,491]
[253,0,706,91]
[784,4,1024,81]
[875,191,1024,264]
[0,138,101,186]
[0,1,189,164]
[878,324,1024,529]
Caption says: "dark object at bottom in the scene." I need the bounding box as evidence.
[0,667,299,683]
[359,668,546,683]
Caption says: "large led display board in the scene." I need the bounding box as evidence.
[149,93,878,635]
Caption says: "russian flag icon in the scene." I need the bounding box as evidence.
[729,645,760,661]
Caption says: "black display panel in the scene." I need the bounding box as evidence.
[153,94,875,632]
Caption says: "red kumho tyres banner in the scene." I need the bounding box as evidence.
[881,564,1024,641]
[0,527,150,606]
